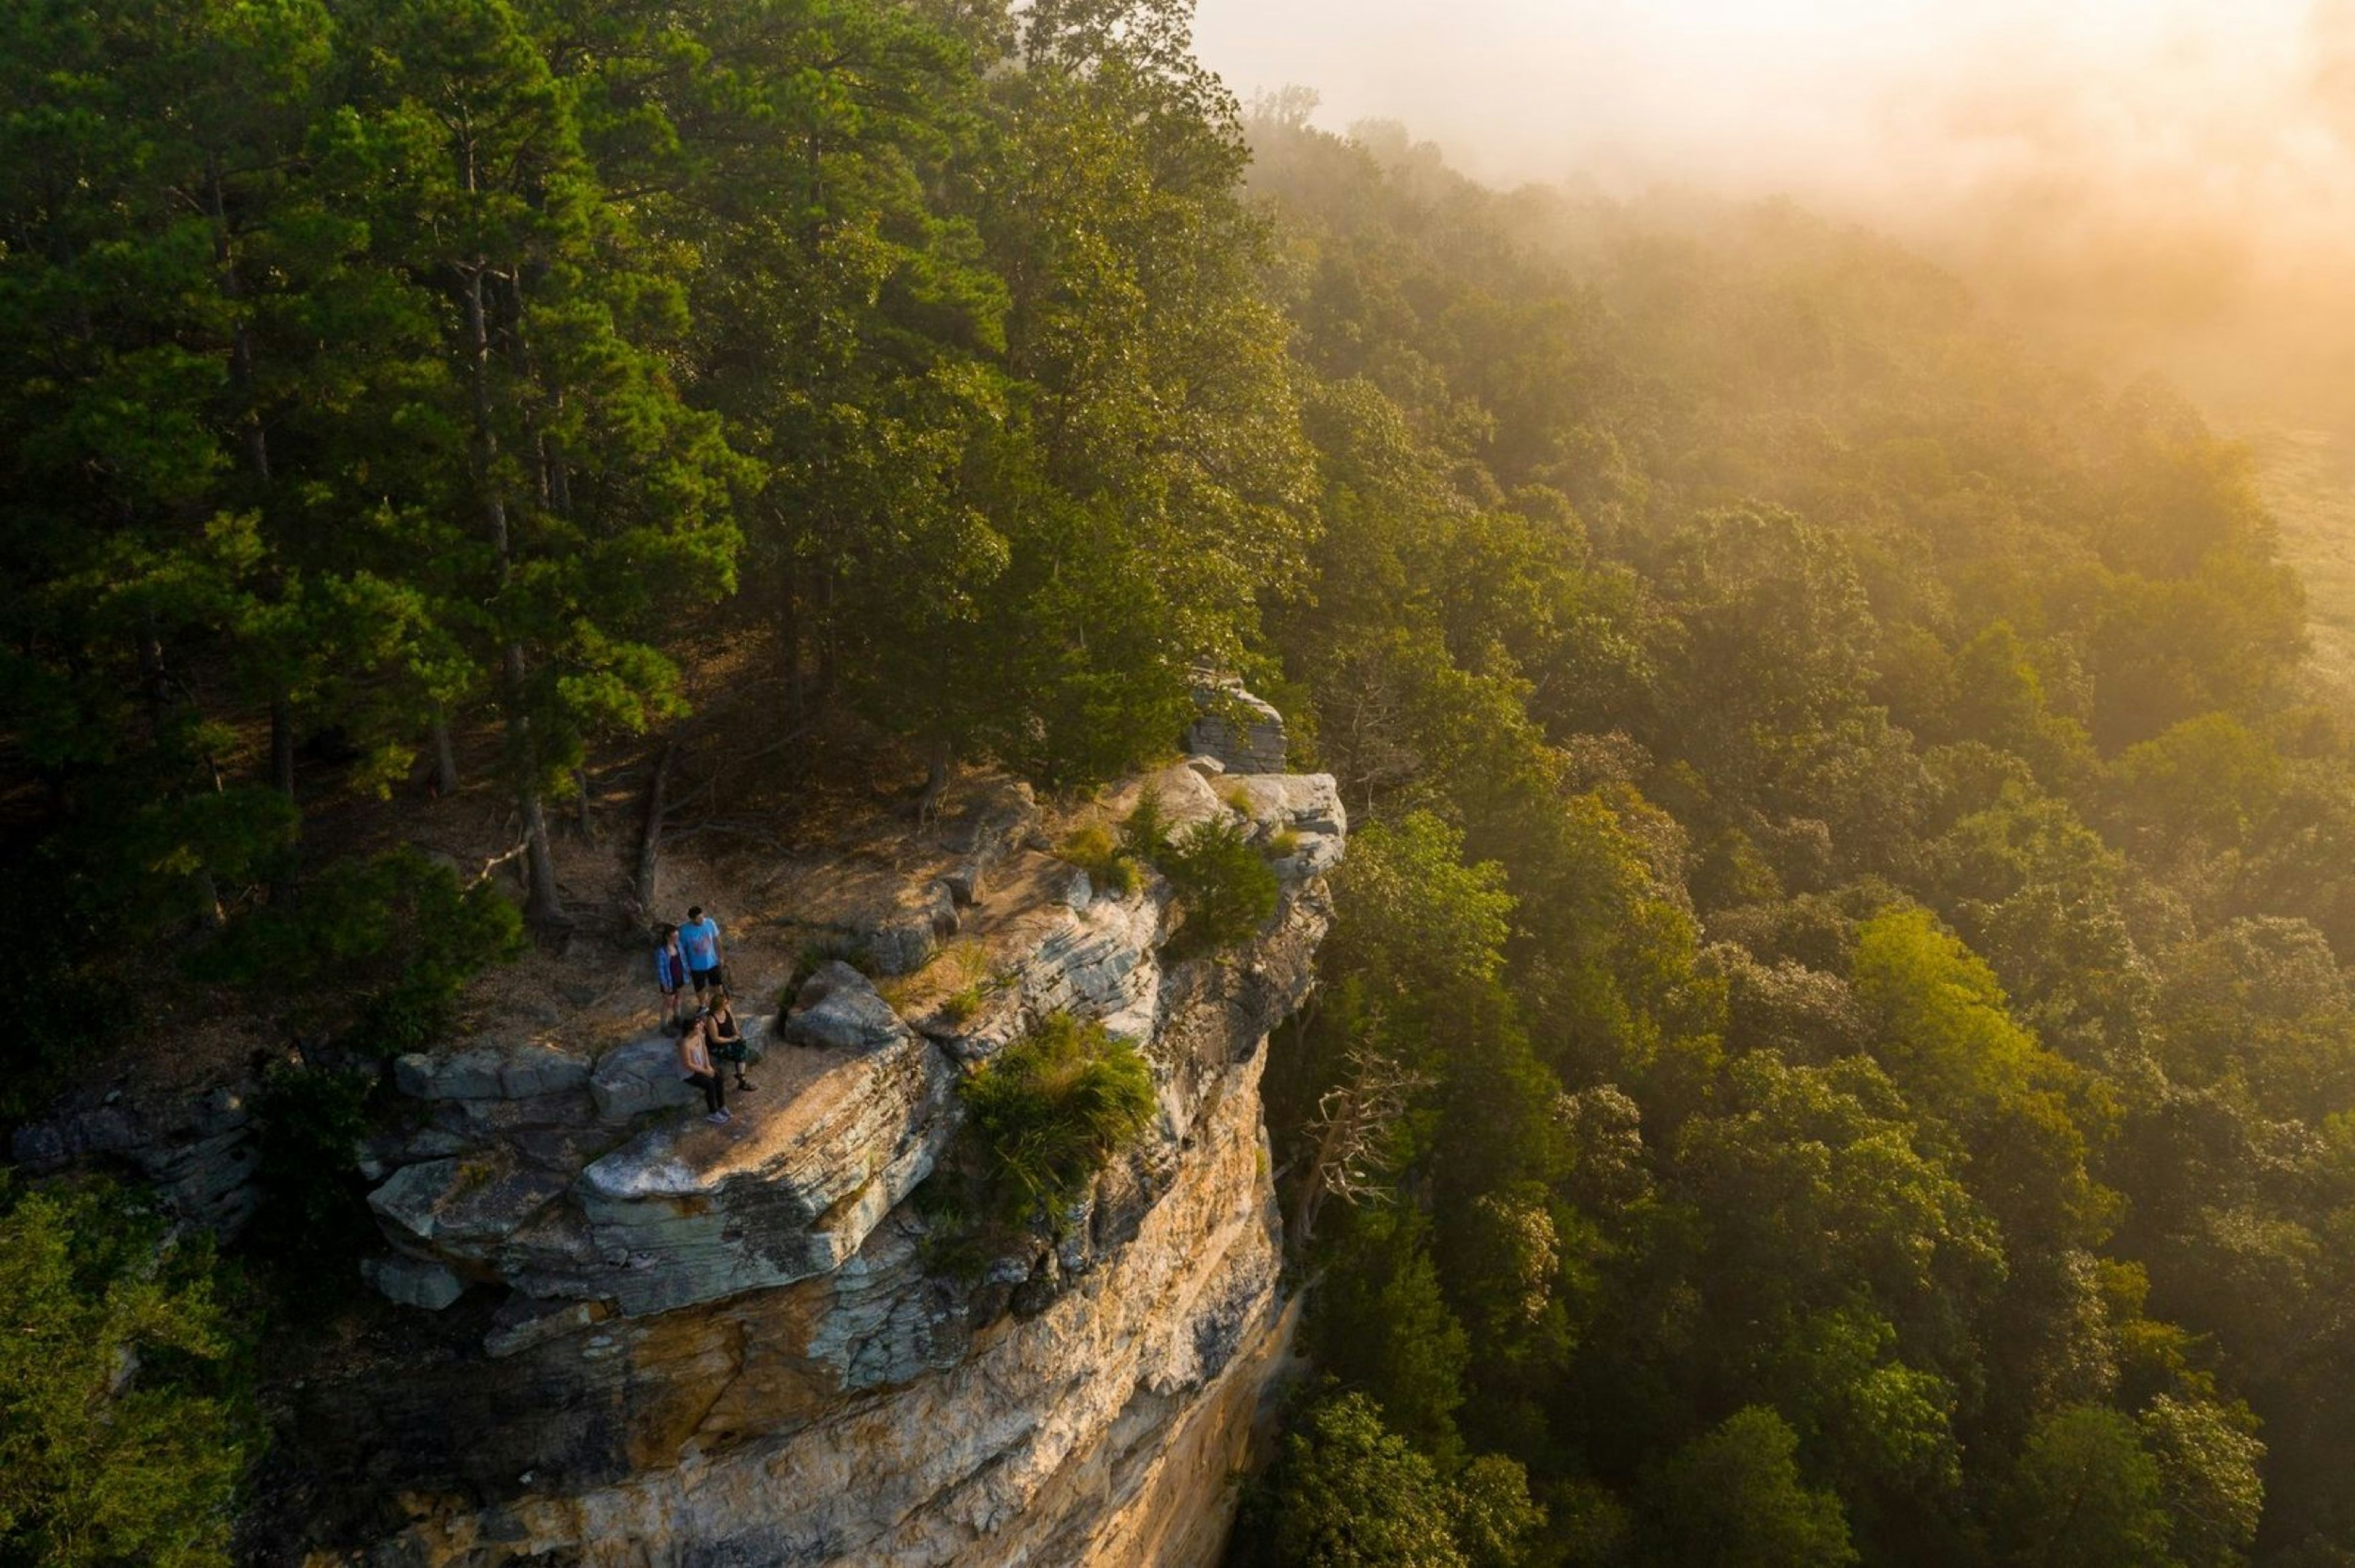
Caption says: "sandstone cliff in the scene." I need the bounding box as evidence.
[289,749,1342,1566]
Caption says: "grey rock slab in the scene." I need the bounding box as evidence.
[941,862,986,907]
[393,1047,507,1100]
[589,1037,705,1122]
[560,1027,957,1316]
[367,1153,572,1256]
[1225,772,1347,838]
[483,1298,608,1360]
[10,1123,69,1174]
[362,1253,465,1310]
[69,1106,142,1156]
[397,1042,591,1102]
[1008,895,1166,1044]
[431,1088,598,1137]
[498,1044,593,1099]
[940,777,1040,865]
[192,1086,251,1136]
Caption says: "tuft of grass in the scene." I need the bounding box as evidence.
[877,938,1001,1023]
[1218,781,1256,815]
[936,939,997,1026]
[960,1013,1156,1226]
[1117,794,1171,865]
[1266,826,1303,859]
[875,973,924,1013]
[1062,821,1143,899]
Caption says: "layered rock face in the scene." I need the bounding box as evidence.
[305,757,1342,1567]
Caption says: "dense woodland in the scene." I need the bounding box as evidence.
[6,0,2355,1564]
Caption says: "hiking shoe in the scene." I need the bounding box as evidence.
[706,1110,732,1125]
[735,1080,757,1093]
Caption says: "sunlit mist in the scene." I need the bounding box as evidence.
[1194,0,2355,421]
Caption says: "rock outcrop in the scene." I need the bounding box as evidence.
[1187,677,1290,776]
[12,1085,261,1236]
[299,746,1343,1567]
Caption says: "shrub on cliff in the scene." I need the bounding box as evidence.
[0,1174,255,1567]
[1163,816,1280,957]
[1059,822,1143,899]
[960,1014,1156,1224]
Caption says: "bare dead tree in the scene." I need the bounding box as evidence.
[1325,645,1423,817]
[1286,1040,1430,1257]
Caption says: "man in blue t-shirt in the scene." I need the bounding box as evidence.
[679,905,727,994]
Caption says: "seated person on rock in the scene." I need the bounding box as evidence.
[676,1008,730,1125]
[706,988,756,1094]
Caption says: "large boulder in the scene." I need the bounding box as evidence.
[859,881,960,977]
[1186,679,1287,774]
[779,962,907,1053]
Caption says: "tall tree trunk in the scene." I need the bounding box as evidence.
[779,549,804,724]
[136,625,170,738]
[267,694,298,905]
[631,739,676,923]
[269,698,296,798]
[918,735,952,823]
[214,160,295,914]
[572,767,597,844]
[431,717,461,798]
[464,258,562,929]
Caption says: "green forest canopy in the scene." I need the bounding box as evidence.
[6,2,2355,1564]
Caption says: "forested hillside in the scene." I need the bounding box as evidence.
[1238,108,2353,1568]
[6,1,2355,1564]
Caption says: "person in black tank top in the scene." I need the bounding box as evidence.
[707,990,756,1093]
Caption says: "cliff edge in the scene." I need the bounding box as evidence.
[285,738,1342,1566]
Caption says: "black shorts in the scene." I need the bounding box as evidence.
[690,965,724,993]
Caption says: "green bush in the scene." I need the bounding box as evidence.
[959,1013,1157,1225]
[1164,815,1281,957]
[0,1173,256,1567]
[1118,793,1173,865]
[193,848,524,1056]
[1233,1390,1543,1568]
[1061,822,1143,898]
[0,875,112,1123]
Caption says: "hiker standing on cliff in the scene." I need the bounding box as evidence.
[679,905,726,995]
[676,1007,730,1125]
[653,924,691,1031]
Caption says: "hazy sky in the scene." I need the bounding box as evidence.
[1190,1,2355,411]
